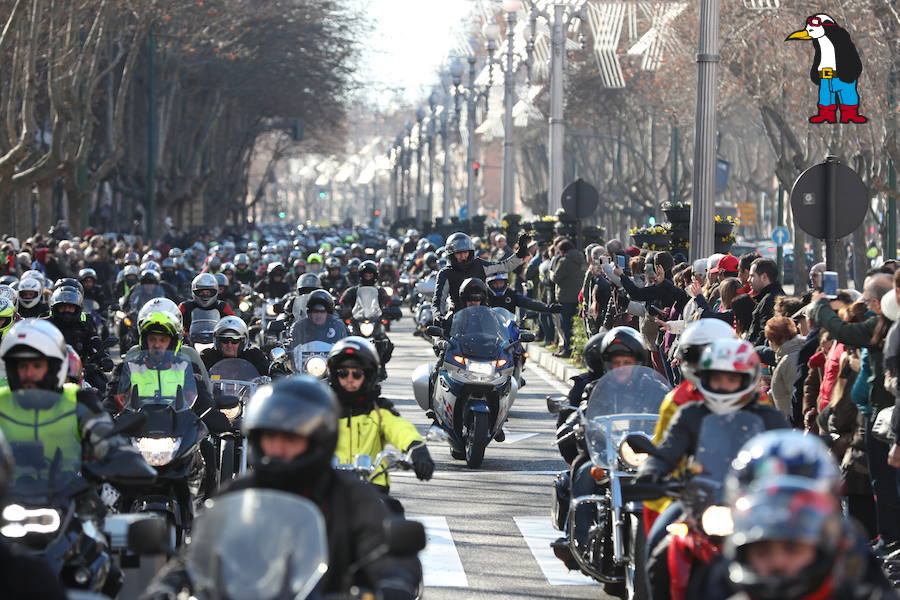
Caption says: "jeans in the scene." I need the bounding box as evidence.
[539,312,555,343]
[560,302,578,351]
[818,77,860,106]
[570,459,597,548]
[864,415,900,543]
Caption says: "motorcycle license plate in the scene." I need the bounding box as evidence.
[466,361,493,375]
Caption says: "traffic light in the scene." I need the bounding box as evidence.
[318,190,329,200]
[278,211,286,219]
[373,209,381,217]
[472,161,480,177]
[648,216,656,226]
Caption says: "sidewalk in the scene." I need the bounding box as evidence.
[526,342,584,384]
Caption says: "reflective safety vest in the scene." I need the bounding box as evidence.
[125,359,191,402]
[0,384,82,465]
[335,408,422,488]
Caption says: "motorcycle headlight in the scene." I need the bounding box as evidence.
[700,505,734,537]
[359,322,375,337]
[0,504,61,537]
[618,439,649,468]
[134,437,181,466]
[115,310,126,320]
[239,301,252,312]
[221,404,242,420]
[124,317,133,327]
[305,356,328,377]
[266,304,277,316]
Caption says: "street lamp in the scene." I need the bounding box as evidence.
[414,109,426,227]
[426,92,438,227]
[529,3,585,214]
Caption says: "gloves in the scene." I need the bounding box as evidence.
[515,233,532,258]
[409,443,435,481]
[548,303,563,314]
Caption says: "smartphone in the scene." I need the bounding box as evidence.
[616,255,626,269]
[822,271,838,299]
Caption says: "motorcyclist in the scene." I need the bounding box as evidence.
[339,261,397,379]
[213,272,238,311]
[0,319,144,597]
[200,316,269,376]
[253,262,291,299]
[433,231,532,324]
[0,296,14,342]
[485,271,562,315]
[113,264,140,300]
[0,426,68,599]
[345,257,361,286]
[143,376,423,599]
[17,276,49,319]
[78,268,110,313]
[160,257,187,297]
[232,252,256,285]
[122,268,176,311]
[378,258,400,287]
[319,256,348,297]
[178,273,235,334]
[327,337,434,492]
[306,252,324,276]
[290,290,348,348]
[46,287,114,391]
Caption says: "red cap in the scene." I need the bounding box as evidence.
[625,246,641,257]
[710,254,739,275]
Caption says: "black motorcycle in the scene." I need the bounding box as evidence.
[209,358,266,483]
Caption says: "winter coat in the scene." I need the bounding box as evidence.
[550,249,587,303]
[746,280,785,346]
[767,335,805,417]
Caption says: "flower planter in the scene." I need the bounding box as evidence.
[670,223,690,240]
[664,207,691,224]
[714,221,734,237]
[644,234,671,249]
[714,240,734,254]
[631,233,650,248]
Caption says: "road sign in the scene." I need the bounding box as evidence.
[737,202,758,225]
[460,205,469,220]
[561,178,599,219]
[772,226,790,246]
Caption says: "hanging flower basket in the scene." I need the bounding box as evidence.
[645,234,672,249]
[714,215,738,237]
[670,222,690,240]
[714,233,735,254]
[664,207,691,224]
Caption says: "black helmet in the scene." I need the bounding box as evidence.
[348,258,361,271]
[599,326,649,372]
[52,278,84,296]
[267,262,286,277]
[327,336,380,397]
[140,268,161,285]
[359,260,377,284]
[306,289,335,314]
[459,277,490,306]
[77,268,97,283]
[445,232,475,270]
[582,332,607,375]
[424,252,438,267]
[50,287,84,325]
[242,377,339,481]
[296,272,321,293]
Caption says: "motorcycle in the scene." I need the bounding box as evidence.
[412,306,531,468]
[287,314,348,377]
[83,298,109,341]
[623,411,766,600]
[112,351,210,548]
[209,358,265,483]
[348,286,395,376]
[332,445,422,515]
[113,306,138,355]
[3,390,157,594]
[412,278,436,340]
[547,365,670,599]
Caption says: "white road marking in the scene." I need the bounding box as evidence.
[413,516,468,588]
[514,516,599,586]
[526,361,573,394]
[498,430,540,444]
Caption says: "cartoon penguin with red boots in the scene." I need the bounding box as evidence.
[786,14,867,124]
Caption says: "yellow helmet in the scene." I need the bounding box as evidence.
[139,311,182,352]
[0,296,14,340]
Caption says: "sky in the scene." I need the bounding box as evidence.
[359,0,474,105]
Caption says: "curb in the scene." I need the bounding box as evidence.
[526,343,583,384]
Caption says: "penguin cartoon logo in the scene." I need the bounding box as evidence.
[786,14,867,125]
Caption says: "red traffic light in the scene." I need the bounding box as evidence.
[472,161,480,177]
[373,209,381,216]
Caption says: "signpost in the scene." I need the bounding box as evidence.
[772,226,790,246]
[561,178,599,249]
[790,155,868,275]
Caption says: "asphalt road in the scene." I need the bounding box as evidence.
[385,316,609,600]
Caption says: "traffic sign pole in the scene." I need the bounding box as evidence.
[825,155,838,270]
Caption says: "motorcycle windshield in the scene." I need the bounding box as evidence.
[118,350,196,411]
[449,306,510,358]
[585,366,671,468]
[209,358,260,382]
[7,391,84,504]
[292,341,334,373]
[291,315,347,346]
[186,489,328,600]
[691,411,766,501]
[189,309,219,342]
[352,286,381,321]
[83,298,100,313]
[128,285,165,311]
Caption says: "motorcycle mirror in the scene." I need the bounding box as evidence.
[519,331,536,343]
[270,346,287,361]
[624,433,660,457]
[215,394,240,410]
[112,411,147,436]
[425,325,444,338]
[127,517,171,556]
[545,395,570,415]
[384,518,427,556]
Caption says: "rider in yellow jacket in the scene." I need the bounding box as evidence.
[327,336,434,490]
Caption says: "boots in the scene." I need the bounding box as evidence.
[809,104,837,124]
[839,104,868,124]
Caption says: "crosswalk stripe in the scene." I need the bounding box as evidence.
[412,516,468,587]
[514,516,598,586]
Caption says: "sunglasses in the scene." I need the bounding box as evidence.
[806,16,834,27]
[219,337,242,345]
[337,368,365,380]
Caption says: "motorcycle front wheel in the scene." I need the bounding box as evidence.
[465,412,489,468]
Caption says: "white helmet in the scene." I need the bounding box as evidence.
[695,339,761,414]
[138,297,183,329]
[192,273,219,309]
[17,277,43,309]
[213,316,250,351]
[0,319,68,390]
[676,319,736,384]
[0,285,18,311]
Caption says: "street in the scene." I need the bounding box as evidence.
[385,315,607,599]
